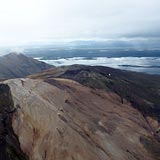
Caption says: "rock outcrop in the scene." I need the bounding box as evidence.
[0,77,160,160]
[0,84,28,160]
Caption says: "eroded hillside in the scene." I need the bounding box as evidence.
[30,65,160,119]
[0,77,160,160]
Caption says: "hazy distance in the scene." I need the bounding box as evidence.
[0,0,160,46]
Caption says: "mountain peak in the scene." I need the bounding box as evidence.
[0,53,53,80]
[5,52,22,57]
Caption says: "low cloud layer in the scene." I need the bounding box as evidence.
[40,57,160,67]
[40,57,160,75]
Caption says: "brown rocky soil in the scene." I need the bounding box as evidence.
[2,78,160,160]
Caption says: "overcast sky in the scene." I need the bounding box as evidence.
[0,0,159,45]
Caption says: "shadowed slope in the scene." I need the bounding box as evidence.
[0,84,28,160]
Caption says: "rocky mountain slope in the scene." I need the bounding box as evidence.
[30,65,160,119]
[0,65,160,160]
[0,53,52,80]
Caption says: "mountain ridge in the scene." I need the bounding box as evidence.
[29,65,160,118]
[0,53,53,80]
[1,77,160,160]
[0,57,159,159]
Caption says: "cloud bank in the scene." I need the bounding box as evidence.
[40,57,160,75]
[0,0,160,45]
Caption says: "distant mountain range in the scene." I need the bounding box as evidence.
[0,53,53,80]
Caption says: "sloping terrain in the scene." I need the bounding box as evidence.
[30,65,160,119]
[0,53,52,80]
[0,65,159,159]
[0,77,159,160]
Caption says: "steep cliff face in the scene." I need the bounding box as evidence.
[0,84,28,160]
[1,78,160,160]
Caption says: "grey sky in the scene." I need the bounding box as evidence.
[0,0,159,45]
